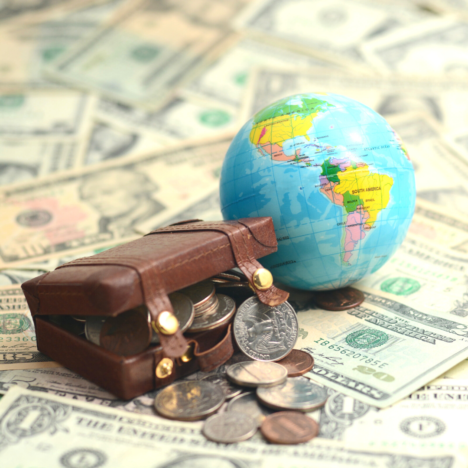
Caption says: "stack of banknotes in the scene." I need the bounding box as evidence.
[2,0,468,466]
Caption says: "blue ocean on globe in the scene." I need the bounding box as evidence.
[220,93,416,291]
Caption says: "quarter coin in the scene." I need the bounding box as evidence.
[180,280,215,309]
[201,373,243,399]
[257,377,328,412]
[233,297,298,361]
[84,316,106,345]
[226,361,287,388]
[260,411,319,445]
[100,307,151,356]
[154,380,225,421]
[313,287,364,311]
[151,292,194,344]
[203,412,257,443]
[277,350,314,377]
[227,392,274,427]
[187,294,236,333]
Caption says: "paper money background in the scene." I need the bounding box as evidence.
[2,0,468,466]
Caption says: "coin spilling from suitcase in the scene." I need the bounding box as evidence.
[49,269,325,445]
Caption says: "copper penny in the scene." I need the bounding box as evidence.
[260,411,319,445]
[277,350,314,377]
[100,308,151,356]
[313,287,364,311]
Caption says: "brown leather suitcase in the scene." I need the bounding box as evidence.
[22,218,288,400]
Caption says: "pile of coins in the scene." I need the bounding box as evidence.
[154,354,323,445]
[48,269,323,444]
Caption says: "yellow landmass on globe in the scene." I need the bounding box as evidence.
[249,112,318,161]
[335,165,394,227]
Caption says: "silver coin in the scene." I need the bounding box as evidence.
[151,292,194,344]
[256,377,328,412]
[195,294,219,317]
[233,297,298,361]
[154,380,225,421]
[187,294,236,332]
[201,373,242,399]
[84,316,106,345]
[226,361,287,388]
[71,315,87,322]
[203,412,257,443]
[227,392,274,427]
[180,280,215,308]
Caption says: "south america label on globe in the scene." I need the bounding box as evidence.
[220,93,416,290]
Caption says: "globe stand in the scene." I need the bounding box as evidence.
[313,287,364,311]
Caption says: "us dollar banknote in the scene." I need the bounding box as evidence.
[361,18,468,75]
[0,88,95,139]
[292,235,468,408]
[243,68,468,133]
[96,96,238,144]
[46,0,250,109]
[0,135,230,268]
[182,36,339,110]
[0,386,464,468]
[0,0,126,86]
[0,286,59,370]
[0,139,83,186]
[234,0,431,68]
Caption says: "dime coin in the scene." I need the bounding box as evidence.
[233,297,298,361]
[180,280,215,309]
[100,308,151,356]
[154,381,225,421]
[313,287,364,311]
[84,316,106,345]
[227,392,274,427]
[194,294,219,317]
[151,292,194,344]
[203,412,257,443]
[260,411,319,444]
[257,377,328,412]
[187,294,236,332]
[277,350,314,377]
[201,373,243,399]
[226,361,287,388]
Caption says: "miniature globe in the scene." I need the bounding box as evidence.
[220,93,415,291]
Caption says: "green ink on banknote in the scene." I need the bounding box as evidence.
[131,45,160,62]
[199,110,231,127]
[346,329,388,349]
[381,277,420,295]
[0,95,24,108]
[0,314,31,335]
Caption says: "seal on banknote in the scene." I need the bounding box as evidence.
[233,296,298,361]
[345,329,388,349]
[381,277,421,296]
[0,313,31,334]
[60,449,107,468]
[400,416,446,438]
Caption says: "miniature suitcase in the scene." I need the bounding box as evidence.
[22,218,288,400]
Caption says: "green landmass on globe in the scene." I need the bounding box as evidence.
[220,92,415,290]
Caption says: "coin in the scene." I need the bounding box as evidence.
[180,280,215,309]
[256,377,328,412]
[260,411,319,445]
[226,361,287,388]
[154,380,225,421]
[277,350,314,377]
[313,287,364,311]
[71,315,87,322]
[227,392,274,427]
[187,294,236,332]
[84,316,106,345]
[203,412,257,443]
[201,373,242,399]
[194,293,219,317]
[233,297,298,361]
[100,308,151,356]
[151,292,194,344]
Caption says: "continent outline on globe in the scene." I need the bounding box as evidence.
[220,92,415,291]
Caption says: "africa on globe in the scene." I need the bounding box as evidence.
[220,93,416,291]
